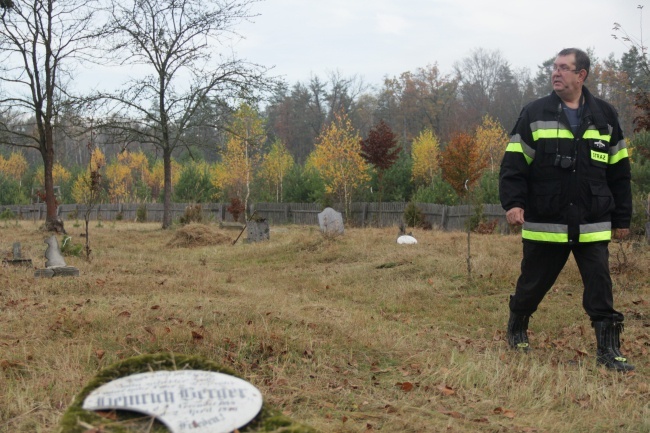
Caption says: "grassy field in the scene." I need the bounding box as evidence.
[1,220,648,433]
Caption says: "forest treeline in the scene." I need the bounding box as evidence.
[1,0,650,233]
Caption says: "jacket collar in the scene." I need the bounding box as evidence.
[545,86,609,133]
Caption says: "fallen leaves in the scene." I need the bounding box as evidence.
[437,384,455,396]
[493,407,516,418]
[395,381,415,392]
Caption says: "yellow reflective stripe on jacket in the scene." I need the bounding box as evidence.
[522,222,611,243]
[579,231,612,242]
[505,142,533,165]
[583,129,611,141]
[522,230,569,243]
[522,222,568,243]
[609,139,629,164]
[505,134,535,164]
[579,222,612,242]
[532,128,574,140]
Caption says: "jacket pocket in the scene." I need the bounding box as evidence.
[532,180,562,217]
[538,140,557,167]
[588,182,614,219]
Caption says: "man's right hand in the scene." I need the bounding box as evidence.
[506,207,525,226]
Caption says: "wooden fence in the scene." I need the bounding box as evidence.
[0,202,510,233]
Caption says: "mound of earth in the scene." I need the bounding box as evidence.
[167,223,232,248]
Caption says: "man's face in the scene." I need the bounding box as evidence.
[551,54,584,99]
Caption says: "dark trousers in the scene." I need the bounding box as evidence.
[509,241,623,322]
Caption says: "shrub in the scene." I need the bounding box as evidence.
[136,204,147,222]
[61,236,83,257]
[227,197,245,222]
[179,204,203,225]
[0,208,15,220]
[404,201,424,228]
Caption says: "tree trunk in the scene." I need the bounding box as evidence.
[162,148,173,229]
[43,128,65,234]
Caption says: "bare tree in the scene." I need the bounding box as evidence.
[454,48,512,128]
[97,0,270,229]
[0,0,101,232]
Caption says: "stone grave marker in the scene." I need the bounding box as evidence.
[247,218,270,243]
[83,370,263,433]
[34,235,79,277]
[318,207,344,235]
[60,353,318,433]
[2,242,33,267]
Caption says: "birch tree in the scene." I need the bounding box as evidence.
[308,112,370,218]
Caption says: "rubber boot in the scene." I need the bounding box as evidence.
[507,311,531,352]
[593,320,635,372]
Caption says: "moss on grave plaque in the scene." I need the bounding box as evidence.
[59,353,318,433]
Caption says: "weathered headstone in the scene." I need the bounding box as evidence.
[44,235,67,268]
[34,235,79,277]
[318,207,344,235]
[59,353,318,433]
[83,370,263,433]
[247,218,270,243]
[2,242,33,267]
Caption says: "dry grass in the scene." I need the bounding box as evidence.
[0,221,648,433]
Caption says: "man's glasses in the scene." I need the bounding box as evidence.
[548,65,580,74]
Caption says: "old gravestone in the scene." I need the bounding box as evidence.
[246,218,270,243]
[59,353,318,433]
[2,242,33,267]
[83,370,263,433]
[318,207,344,235]
[34,235,79,278]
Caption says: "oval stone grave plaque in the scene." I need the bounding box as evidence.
[82,370,263,433]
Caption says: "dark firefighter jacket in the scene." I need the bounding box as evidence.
[499,86,632,244]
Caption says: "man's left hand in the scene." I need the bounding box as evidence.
[613,228,630,240]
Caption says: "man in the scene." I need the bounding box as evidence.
[499,48,634,372]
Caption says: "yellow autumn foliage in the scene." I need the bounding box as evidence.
[309,112,370,216]
[0,152,28,180]
[474,114,508,173]
[259,139,294,202]
[411,128,440,186]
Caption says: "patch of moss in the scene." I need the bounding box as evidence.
[58,353,319,433]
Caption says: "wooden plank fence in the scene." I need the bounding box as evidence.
[0,202,510,232]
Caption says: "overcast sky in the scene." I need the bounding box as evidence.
[232,0,647,87]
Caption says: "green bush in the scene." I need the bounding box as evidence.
[404,201,424,228]
[411,174,459,205]
[61,236,83,257]
[0,208,15,220]
[136,204,147,222]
